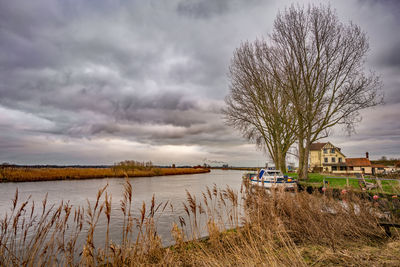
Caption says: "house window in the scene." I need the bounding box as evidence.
[331,148,335,153]
[324,157,328,163]
[338,158,342,163]
[323,148,328,154]
[331,157,336,163]
[340,166,346,171]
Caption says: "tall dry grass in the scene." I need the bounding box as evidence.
[0,178,397,266]
[0,167,210,182]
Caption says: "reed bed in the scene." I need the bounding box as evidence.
[0,167,210,182]
[0,179,399,266]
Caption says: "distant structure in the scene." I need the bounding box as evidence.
[287,162,295,172]
[309,142,388,175]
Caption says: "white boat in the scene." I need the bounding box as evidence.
[243,169,297,189]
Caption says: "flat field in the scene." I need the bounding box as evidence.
[288,173,400,195]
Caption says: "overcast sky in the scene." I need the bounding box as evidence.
[0,0,399,166]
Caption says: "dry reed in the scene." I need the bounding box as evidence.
[0,178,398,266]
[0,167,210,182]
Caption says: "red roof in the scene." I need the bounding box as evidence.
[371,164,386,168]
[310,143,327,151]
[346,158,371,167]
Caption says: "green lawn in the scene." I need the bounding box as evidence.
[286,173,400,195]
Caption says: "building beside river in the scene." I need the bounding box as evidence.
[309,142,390,175]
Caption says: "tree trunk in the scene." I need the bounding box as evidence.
[274,143,287,173]
[271,148,279,170]
[297,138,304,180]
[301,136,311,180]
[279,153,287,174]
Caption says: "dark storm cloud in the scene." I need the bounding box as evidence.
[177,0,232,18]
[0,0,255,149]
[176,0,265,18]
[0,0,399,164]
[378,41,400,69]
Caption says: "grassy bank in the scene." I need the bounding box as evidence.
[0,167,210,182]
[288,173,400,195]
[1,179,400,266]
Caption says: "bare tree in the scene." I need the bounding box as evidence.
[224,42,296,173]
[261,5,383,179]
[225,4,382,179]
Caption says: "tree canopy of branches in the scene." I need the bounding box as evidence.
[224,42,296,173]
[113,160,153,172]
[225,5,382,179]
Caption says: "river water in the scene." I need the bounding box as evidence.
[0,170,245,247]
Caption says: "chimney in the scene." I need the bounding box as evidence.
[366,152,369,159]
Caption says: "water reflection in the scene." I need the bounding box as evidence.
[0,170,245,246]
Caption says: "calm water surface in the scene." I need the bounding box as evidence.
[0,170,245,246]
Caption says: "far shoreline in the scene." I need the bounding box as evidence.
[0,167,211,183]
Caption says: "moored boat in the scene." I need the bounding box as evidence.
[243,168,297,189]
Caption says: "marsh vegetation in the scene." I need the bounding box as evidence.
[0,164,209,183]
[1,177,399,266]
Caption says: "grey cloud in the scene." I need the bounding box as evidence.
[176,0,232,18]
[176,0,265,18]
[0,0,399,164]
[378,41,400,69]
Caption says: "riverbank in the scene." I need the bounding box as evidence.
[0,167,210,182]
[288,173,400,195]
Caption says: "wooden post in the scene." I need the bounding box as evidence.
[376,177,383,191]
[346,177,349,187]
